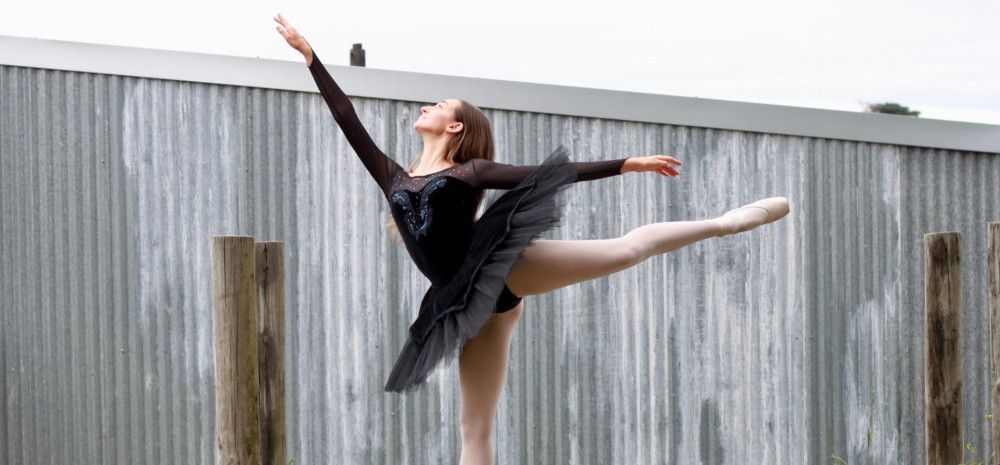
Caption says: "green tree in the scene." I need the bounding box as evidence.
[863,101,920,116]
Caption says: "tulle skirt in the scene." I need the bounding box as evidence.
[384,145,578,393]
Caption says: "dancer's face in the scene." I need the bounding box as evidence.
[414,98,463,137]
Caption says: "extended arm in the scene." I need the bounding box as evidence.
[471,157,629,189]
[307,49,403,196]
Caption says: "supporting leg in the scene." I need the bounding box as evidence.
[458,302,524,465]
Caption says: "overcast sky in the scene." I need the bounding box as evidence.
[4,0,998,125]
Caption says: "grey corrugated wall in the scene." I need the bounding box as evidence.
[3,40,1000,465]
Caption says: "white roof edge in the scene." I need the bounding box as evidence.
[2,34,998,154]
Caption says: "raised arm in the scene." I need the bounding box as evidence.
[471,157,629,190]
[306,49,403,197]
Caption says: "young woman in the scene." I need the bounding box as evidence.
[276,12,789,464]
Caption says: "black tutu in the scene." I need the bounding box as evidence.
[383,145,578,393]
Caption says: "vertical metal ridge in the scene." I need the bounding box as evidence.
[0,65,7,465]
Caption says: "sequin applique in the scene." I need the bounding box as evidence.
[390,176,454,240]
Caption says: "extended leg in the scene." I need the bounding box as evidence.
[505,218,723,296]
[458,302,524,465]
[505,196,789,296]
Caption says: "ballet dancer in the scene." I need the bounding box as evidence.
[275,12,789,465]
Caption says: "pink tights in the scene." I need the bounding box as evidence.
[505,218,724,296]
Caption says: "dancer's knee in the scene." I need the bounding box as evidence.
[617,238,647,269]
[460,418,494,444]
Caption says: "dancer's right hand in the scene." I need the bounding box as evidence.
[273,12,313,64]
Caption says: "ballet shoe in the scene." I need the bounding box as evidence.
[717,196,790,237]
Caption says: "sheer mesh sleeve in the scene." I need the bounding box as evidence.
[470,157,628,190]
[307,49,403,197]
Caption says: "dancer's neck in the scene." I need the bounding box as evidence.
[417,137,455,171]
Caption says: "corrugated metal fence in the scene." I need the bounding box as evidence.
[2,37,1000,465]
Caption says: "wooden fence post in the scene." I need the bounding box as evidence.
[256,242,286,465]
[924,232,963,465]
[988,223,1000,465]
[211,236,262,465]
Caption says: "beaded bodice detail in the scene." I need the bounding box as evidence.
[392,163,471,192]
[388,165,480,284]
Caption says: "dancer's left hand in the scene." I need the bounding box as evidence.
[625,155,682,177]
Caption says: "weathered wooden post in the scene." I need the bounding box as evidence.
[211,236,262,465]
[988,223,1000,465]
[924,232,963,465]
[256,242,286,465]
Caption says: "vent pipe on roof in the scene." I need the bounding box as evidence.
[350,43,365,67]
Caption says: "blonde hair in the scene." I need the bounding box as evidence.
[385,99,495,244]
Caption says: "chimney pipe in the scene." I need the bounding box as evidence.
[350,43,365,67]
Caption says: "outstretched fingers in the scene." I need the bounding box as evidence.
[273,12,308,53]
[656,155,682,176]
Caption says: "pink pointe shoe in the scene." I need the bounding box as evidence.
[717,196,790,237]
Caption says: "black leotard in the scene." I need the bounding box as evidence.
[306,50,628,286]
